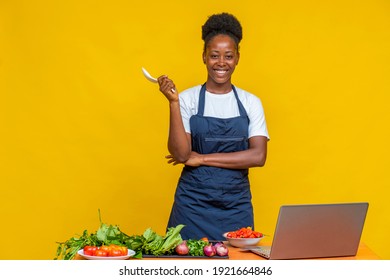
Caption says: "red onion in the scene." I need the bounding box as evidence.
[214,242,229,257]
[175,241,189,255]
[203,243,216,257]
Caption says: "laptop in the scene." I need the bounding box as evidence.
[247,202,369,259]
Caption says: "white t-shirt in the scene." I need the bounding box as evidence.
[179,85,270,139]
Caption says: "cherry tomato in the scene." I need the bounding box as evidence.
[109,248,123,257]
[84,244,129,257]
[95,249,108,257]
[227,227,263,239]
[102,244,126,256]
[83,245,97,256]
[99,245,110,253]
[119,246,128,256]
[200,237,209,243]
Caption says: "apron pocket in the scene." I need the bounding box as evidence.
[203,136,247,153]
[204,136,245,142]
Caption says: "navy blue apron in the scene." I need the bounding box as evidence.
[167,84,254,240]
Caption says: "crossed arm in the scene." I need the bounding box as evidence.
[166,133,268,169]
[158,75,268,170]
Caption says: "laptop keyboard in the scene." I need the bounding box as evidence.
[249,247,271,259]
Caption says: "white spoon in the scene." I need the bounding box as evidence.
[141,67,175,92]
[141,67,158,83]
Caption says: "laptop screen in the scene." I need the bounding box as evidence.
[269,202,369,259]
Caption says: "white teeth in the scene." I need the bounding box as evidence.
[215,70,227,74]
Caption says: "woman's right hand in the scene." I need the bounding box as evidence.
[158,75,178,102]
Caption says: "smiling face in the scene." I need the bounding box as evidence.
[203,34,240,93]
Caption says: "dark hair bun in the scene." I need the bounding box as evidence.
[202,13,242,46]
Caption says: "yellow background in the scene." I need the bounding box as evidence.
[1,0,389,259]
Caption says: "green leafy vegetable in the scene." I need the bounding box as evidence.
[143,234,164,255]
[55,230,99,260]
[55,210,130,260]
[55,210,186,260]
[158,224,185,255]
[126,225,185,256]
[186,239,208,256]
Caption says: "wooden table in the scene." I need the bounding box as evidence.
[226,242,380,260]
[75,242,379,260]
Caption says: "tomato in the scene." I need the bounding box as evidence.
[95,249,108,257]
[84,244,128,257]
[101,244,127,256]
[119,246,128,256]
[227,227,263,239]
[200,237,209,243]
[100,245,110,252]
[83,245,97,256]
[109,248,123,257]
